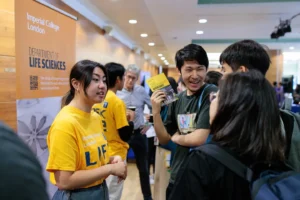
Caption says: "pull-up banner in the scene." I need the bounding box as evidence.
[15,0,76,197]
[15,0,75,99]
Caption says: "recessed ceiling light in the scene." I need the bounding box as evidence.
[148,42,155,46]
[161,57,165,60]
[199,19,207,23]
[140,33,148,37]
[158,54,163,57]
[196,30,204,34]
[129,19,137,24]
[289,46,295,50]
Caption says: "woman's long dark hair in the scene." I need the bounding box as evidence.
[61,60,108,108]
[211,70,285,162]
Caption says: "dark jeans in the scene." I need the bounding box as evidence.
[166,182,174,200]
[147,137,156,174]
[129,130,152,200]
[52,182,108,200]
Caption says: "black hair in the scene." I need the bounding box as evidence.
[219,40,271,75]
[168,77,178,94]
[104,62,125,88]
[175,44,209,72]
[61,60,107,107]
[273,81,277,87]
[211,70,285,162]
[177,76,185,86]
[205,71,223,86]
[296,84,300,93]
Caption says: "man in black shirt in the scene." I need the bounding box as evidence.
[219,39,299,171]
[151,44,218,198]
[0,122,48,200]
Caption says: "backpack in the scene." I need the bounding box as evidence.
[196,143,300,200]
[280,109,300,172]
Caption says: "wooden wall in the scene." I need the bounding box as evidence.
[0,1,16,130]
[0,0,158,130]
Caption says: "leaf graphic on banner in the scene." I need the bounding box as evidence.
[18,115,50,155]
[31,115,37,131]
[37,116,46,132]
[28,137,37,155]
[37,126,50,150]
[18,120,31,134]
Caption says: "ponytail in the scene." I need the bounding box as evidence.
[61,89,74,108]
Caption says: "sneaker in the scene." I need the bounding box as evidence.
[149,174,155,185]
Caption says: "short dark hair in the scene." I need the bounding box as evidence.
[167,77,178,94]
[211,70,285,162]
[205,71,223,86]
[219,40,271,75]
[62,60,108,106]
[175,44,209,72]
[105,62,125,88]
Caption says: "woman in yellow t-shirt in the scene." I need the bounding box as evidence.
[46,60,127,200]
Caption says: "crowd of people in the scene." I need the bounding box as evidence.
[1,39,300,200]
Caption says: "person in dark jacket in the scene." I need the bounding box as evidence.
[169,70,285,200]
[0,122,49,200]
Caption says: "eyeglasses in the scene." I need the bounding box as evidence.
[126,75,137,81]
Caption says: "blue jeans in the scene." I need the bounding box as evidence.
[129,130,152,200]
[52,182,109,200]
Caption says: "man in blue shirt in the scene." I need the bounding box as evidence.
[117,64,152,200]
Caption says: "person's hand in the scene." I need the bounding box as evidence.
[109,156,123,164]
[110,162,127,180]
[171,132,180,143]
[126,109,135,121]
[140,124,151,135]
[151,90,166,115]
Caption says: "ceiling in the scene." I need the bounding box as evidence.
[63,0,300,67]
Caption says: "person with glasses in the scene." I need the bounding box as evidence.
[169,70,286,200]
[117,64,153,200]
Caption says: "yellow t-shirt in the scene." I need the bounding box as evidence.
[46,105,109,188]
[93,90,129,160]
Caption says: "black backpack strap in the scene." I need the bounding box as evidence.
[196,144,253,182]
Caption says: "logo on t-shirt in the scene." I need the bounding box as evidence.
[177,113,196,135]
[103,102,108,108]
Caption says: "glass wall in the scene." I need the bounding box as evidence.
[283,52,300,89]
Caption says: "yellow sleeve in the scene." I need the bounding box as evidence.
[114,100,129,130]
[46,120,78,172]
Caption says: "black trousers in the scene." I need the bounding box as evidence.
[147,137,156,174]
[129,130,152,200]
[166,182,174,200]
